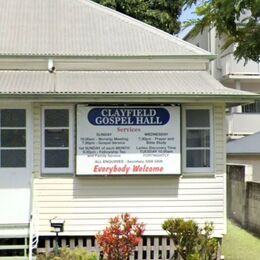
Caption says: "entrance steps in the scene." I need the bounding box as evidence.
[0,238,29,259]
[0,224,30,259]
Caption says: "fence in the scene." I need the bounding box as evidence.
[227,164,260,234]
[37,236,175,260]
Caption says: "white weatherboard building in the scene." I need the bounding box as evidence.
[0,0,258,258]
[227,132,260,182]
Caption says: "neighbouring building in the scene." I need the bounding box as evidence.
[0,0,258,258]
[184,26,260,140]
[227,132,260,182]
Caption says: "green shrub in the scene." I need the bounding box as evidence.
[162,218,218,260]
[37,247,98,260]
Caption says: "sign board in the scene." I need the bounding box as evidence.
[76,106,180,175]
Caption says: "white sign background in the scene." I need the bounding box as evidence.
[76,106,180,175]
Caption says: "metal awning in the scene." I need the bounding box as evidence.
[0,70,258,102]
[227,132,260,155]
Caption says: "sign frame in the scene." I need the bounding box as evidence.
[76,105,181,176]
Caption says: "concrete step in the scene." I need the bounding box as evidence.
[0,224,29,238]
[0,237,29,259]
[0,256,36,260]
[0,257,34,260]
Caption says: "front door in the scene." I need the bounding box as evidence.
[0,170,31,224]
[0,107,31,225]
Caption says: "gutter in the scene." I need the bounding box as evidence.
[0,93,257,103]
[227,153,260,156]
[0,54,217,61]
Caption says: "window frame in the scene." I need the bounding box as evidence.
[41,106,74,174]
[0,104,31,172]
[182,106,214,173]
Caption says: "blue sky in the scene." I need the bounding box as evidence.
[178,4,197,38]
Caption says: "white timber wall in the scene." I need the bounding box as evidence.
[33,103,226,237]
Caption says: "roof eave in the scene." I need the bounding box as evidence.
[0,54,217,61]
[227,153,260,156]
[0,93,256,103]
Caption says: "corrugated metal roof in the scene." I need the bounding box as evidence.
[0,0,211,57]
[227,132,260,154]
[0,70,255,96]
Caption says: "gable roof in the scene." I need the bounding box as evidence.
[227,132,260,155]
[0,0,213,57]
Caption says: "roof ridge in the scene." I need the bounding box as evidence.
[78,0,212,56]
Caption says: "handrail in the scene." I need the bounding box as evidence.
[28,178,39,260]
[29,212,39,260]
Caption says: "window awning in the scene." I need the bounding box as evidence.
[0,70,258,102]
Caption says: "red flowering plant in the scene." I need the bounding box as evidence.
[96,213,145,260]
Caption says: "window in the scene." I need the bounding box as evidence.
[0,109,26,167]
[183,107,213,172]
[242,101,260,113]
[42,107,74,174]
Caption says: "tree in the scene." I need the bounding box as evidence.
[184,0,260,63]
[93,0,183,34]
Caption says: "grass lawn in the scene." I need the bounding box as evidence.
[222,220,260,260]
